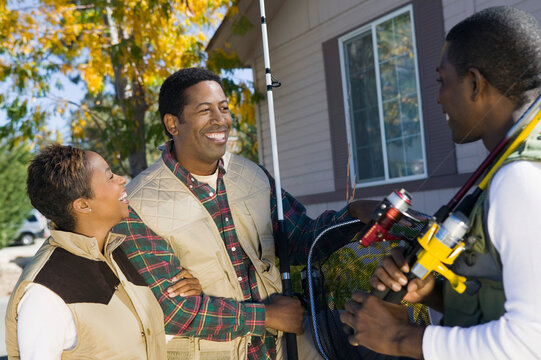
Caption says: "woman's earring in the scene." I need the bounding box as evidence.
[88,208,92,213]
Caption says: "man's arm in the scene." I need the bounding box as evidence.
[113,207,266,340]
[342,162,541,359]
[424,161,541,359]
[262,167,378,264]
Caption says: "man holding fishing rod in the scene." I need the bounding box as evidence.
[340,6,541,359]
[113,67,380,359]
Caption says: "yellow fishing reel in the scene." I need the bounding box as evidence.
[410,212,470,293]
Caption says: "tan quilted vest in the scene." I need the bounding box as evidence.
[5,230,166,359]
[127,152,283,359]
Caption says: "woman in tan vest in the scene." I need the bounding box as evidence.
[5,144,201,359]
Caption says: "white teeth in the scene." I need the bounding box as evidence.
[119,193,127,201]
[206,132,225,140]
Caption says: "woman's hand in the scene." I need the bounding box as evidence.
[166,268,202,297]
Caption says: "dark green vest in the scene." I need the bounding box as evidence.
[442,120,541,327]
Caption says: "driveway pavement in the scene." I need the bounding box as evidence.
[0,239,45,357]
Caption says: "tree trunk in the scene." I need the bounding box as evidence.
[128,87,148,177]
[104,6,148,178]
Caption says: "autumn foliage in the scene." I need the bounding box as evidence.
[0,0,259,176]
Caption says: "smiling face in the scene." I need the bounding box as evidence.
[172,80,232,175]
[437,42,485,144]
[85,151,129,227]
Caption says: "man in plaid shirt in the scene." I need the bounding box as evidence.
[113,68,375,359]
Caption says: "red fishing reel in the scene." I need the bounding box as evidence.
[359,189,412,247]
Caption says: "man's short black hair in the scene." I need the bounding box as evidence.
[158,68,223,138]
[446,6,541,105]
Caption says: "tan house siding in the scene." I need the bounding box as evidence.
[209,0,541,214]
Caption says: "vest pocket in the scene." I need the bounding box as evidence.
[442,282,482,327]
[478,279,506,323]
[167,337,195,360]
[198,338,242,360]
[167,337,246,360]
[187,261,230,297]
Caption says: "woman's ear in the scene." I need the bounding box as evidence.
[72,198,92,215]
[164,114,180,136]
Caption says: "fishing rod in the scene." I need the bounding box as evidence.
[372,93,541,303]
[258,1,298,359]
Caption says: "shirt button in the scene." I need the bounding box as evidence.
[231,247,236,252]
[209,191,214,196]
[225,217,229,222]
[237,276,243,282]
[191,178,195,182]
[189,185,193,189]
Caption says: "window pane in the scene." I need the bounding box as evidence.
[350,70,377,114]
[341,7,425,186]
[386,138,405,178]
[376,16,393,62]
[393,12,413,56]
[354,105,383,182]
[377,10,425,180]
[379,59,397,100]
[401,94,420,136]
[344,31,383,182]
[353,107,379,146]
[404,134,424,176]
[383,99,400,140]
[397,55,416,96]
[346,34,374,76]
[356,143,384,182]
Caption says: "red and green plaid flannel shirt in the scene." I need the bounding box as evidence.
[114,142,354,360]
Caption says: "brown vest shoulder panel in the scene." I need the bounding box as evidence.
[112,247,147,286]
[34,247,119,304]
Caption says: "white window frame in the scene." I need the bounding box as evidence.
[338,5,427,188]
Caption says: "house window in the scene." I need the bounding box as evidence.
[339,5,426,186]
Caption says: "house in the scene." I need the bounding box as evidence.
[208,0,541,216]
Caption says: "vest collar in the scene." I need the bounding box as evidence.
[49,230,125,260]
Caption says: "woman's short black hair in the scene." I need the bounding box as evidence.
[27,144,93,232]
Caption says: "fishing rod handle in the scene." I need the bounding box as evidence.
[280,271,298,360]
[285,333,298,360]
[371,272,417,304]
[371,244,419,304]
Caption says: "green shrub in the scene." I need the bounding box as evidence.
[0,142,33,248]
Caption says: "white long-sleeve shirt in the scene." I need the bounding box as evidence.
[423,161,541,359]
[17,283,77,359]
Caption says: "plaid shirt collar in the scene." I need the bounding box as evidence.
[161,140,226,186]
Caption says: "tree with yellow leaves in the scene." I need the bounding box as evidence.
[0,0,256,177]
